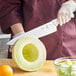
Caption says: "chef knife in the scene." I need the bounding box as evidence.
[7,18,59,45]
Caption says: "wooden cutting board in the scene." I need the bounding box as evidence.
[0,59,57,76]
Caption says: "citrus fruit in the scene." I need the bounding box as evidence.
[0,65,13,76]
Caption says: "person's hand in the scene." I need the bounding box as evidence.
[57,0,76,26]
[13,32,25,39]
[9,32,25,52]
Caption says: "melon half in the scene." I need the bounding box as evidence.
[12,36,46,71]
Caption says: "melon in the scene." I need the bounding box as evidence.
[12,36,46,71]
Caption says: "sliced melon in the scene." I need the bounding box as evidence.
[12,36,46,71]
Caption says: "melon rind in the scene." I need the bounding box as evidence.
[12,36,46,71]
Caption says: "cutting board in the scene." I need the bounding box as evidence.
[0,59,57,76]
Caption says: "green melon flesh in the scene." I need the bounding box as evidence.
[56,60,76,76]
[22,43,39,62]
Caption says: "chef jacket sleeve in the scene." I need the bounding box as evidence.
[0,0,23,34]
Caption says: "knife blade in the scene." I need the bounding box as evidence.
[7,18,58,45]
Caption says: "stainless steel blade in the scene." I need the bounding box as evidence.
[7,18,58,45]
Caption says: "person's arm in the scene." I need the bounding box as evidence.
[0,0,24,34]
[11,23,24,35]
[57,0,76,25]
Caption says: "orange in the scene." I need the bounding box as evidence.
[0,65,13,76]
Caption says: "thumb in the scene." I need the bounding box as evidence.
[70,12,74,18]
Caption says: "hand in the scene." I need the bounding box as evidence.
[7,32,25,45]
[57,0,76,26]
[9,32,25,52]
[13,32,25,38]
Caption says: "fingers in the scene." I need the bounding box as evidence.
[70,12,74,18]
[58,12,71,26]
[57,9,74,26]
[9,45,13,52]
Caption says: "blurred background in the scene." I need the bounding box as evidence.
[0,26,11,58]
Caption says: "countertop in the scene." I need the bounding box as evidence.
[0,59,57,76]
